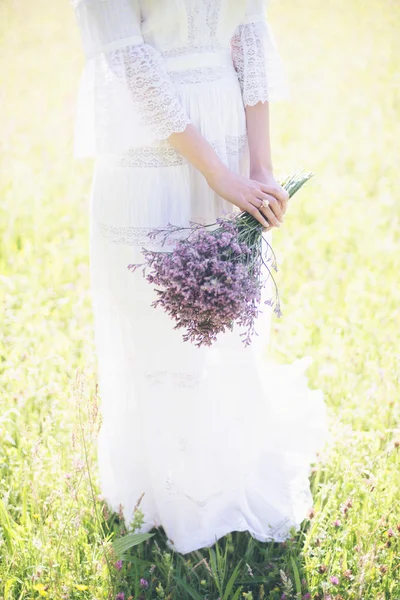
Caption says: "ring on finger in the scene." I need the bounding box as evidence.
[260,199,269,209]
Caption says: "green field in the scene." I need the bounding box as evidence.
[1,0,400,598]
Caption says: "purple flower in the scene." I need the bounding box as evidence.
[302,594,311,599]
[330,575,339,585]
[140,578,149,588]
[114,560,123,571]
[116,594,124,600]
[333,519,341,527]
[128,213,280,348]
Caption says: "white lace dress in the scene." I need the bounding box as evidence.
[71,0,331,554]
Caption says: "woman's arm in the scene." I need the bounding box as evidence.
[230,2,292,227]
[245,101,287,226]
[169,125,285,229]
[246,101,273,177]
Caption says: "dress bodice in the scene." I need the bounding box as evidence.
[140,0,248,57]
[70,0,290,157]
[73,0,267,58]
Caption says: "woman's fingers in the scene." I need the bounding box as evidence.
[248,196,282,227]
[260,184,289,213]
[258,193,284,222]
[243,201,269,228]
[260,203,282,227]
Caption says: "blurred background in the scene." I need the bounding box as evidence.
[1,0,400,597]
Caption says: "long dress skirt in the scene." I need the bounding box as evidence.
[88,54,331,555]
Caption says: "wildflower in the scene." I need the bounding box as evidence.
[379,565,388,574]
[308,507,316,519]
[73,458,85,470]
[33,584,47,597]
[140,578,149,588]
[114,560,123,571]
[333,519,341,527]
[302,594,311,600]
[116,594,125,600]
[387,528,394,537]
[318,565,327,574]
[330,576,339,585]
[341,497,353,515]
[342,569,353,580]
[74,584,88,591]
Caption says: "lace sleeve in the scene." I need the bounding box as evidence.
[230,8,290,106]
[104,44,191,140]
[70,0,191,149]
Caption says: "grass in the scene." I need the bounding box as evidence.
[0,0,400,598]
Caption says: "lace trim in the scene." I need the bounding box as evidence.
[109,146,186,168]
[169,66,237,85]
[213,134,248,156]
[231,20,290,105]
[96,223,181,248]
[162,44,225,58]
[144,369,201,389]
[106,44,191,140]
[98,135,248,168]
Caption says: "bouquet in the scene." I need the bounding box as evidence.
[128,168,313,348]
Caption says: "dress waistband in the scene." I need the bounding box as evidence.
[162,49,234,72]
[86,39,234,73]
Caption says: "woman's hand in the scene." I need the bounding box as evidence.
[206,163,287,229]
[250,168,290,232]
[168,124,288,229]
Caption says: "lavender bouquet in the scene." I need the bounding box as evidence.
[128,168,314,348]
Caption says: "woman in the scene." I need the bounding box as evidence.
[70,0,331,555]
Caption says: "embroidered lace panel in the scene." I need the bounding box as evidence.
[100,134,248,168]
[169,66,238,85]
[96,223,183,248]
[109,146,186,168]
[144,369,201,389]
